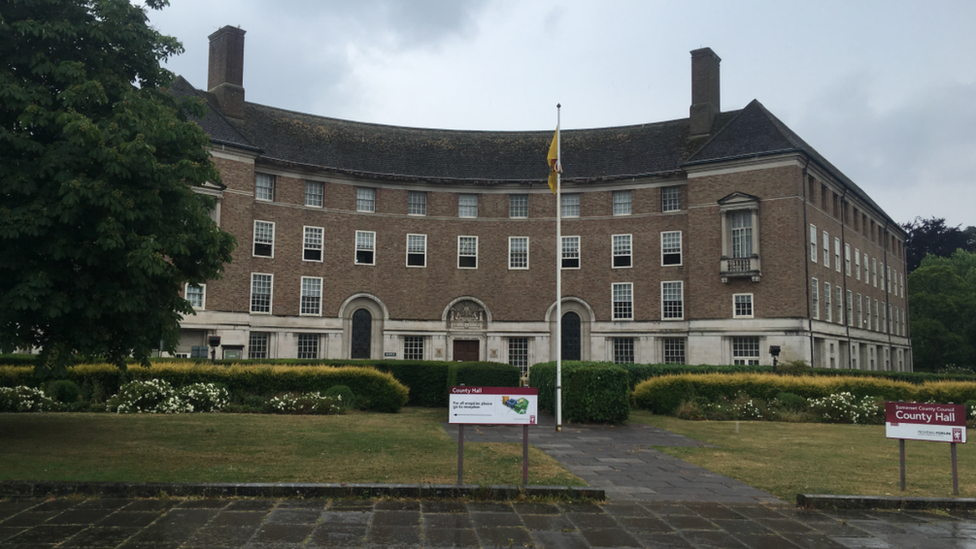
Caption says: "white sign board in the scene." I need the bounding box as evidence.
[885,402,967,444]
[449,386,538,425]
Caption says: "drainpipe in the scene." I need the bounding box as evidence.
[801,158,814,367]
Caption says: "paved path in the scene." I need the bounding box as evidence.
[446,414,781,504]
[4,496,976,548]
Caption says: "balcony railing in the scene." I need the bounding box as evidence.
[720,255,761,283]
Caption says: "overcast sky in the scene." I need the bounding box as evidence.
[147,0,976,229]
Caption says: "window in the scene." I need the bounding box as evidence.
[822,230,829,267]
[733,294,753,318]
[509,338,529,375]
[874,299,880,331]
[305,181,324,207]
[190,346,208,359]
[561,236,580,269]
[408,191,426,215]
[255,173,274,201]
[613,338,635,364]
[304,226,323,262]
[253,220,274,257]
[357,187,375,212]
[406,234,426,267]
[811,278,819,319]
[845,244,851,276]
[297,334,318,359]
[612,282,633,320]
[404,336,424,360]
[731,212,753,258]
[855,249,861,280]
[185,284,205,309]
[458,236,478,268]
[847,290,853,327]
[899,272,904,298]
[732,337,760,365]
[837,286,843,325]
[810,225,817,263]
[662,281,683,320]
[562,193,580,217]
[250,273,272,313]
[834,238,841,272]
[355,231,375,265]
[509,195,528,218]
[459,194,478,218]
[662,186,681,212]
[872,258,877,287]
[886,266,891,293]
[661,231,682,266]
[300,277,322,316]
[888,304,893,333]
[509,237,529,269]
[612,234,632,268]
[612,190,632,215]
[857,293,863,327]
[863,253,869,282]
[663,338,685,364]
[824,282,832,322]
[248,332,269,359]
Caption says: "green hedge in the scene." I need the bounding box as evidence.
[530,361,629,423]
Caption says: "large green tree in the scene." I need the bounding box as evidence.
[0,0,235,376]
[901,216,976,273]
[908,250,976,371]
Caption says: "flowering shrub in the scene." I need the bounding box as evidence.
[176,383,230,413]
[266,392,343,415]
[807,392,883,424]
[0,386,59,412]
[106,379,188,414]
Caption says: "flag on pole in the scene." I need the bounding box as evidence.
[547,128,561,194]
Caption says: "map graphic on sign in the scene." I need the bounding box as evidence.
[503,396,529,414]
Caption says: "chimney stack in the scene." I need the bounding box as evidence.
[689,47,721,137]
[207,26,246,121]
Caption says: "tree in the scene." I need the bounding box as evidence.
[908,250,976,371]
[0,0,236,376]
[901,217,976,273]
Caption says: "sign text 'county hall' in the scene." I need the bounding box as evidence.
[885,402,967,444]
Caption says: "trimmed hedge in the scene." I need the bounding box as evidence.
[530,361,629,423]
[633,373,976,415]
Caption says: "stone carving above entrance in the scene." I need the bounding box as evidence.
[448,300,486,330]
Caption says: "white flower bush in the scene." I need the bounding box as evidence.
[267,392,343,415]
[177,383,230,413]
[0,386,59,412]
[106,380,229,414]
[807,392,882,424]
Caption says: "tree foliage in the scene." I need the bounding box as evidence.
[0,0,236,376]
[901,216,976,273]
[908,250,976,372]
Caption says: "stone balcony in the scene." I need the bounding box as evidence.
[720,255,761,283]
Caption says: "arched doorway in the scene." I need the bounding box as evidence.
[351,308,372,359]
[562,312,581,361]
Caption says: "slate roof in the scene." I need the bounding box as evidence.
[168,77,260,153]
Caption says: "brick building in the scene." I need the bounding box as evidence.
[169,26,911,371]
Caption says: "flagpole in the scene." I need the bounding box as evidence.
[555,104,562,433]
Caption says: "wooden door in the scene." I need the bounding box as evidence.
[453,340,479,362]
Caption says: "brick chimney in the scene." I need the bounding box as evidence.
[689,47,721,137]
[207,26,246,121]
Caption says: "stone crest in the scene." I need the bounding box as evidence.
[448,300,486,330]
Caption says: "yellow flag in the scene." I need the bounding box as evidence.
[547,128,561,193]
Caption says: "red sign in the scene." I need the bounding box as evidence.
[885,402,967,443]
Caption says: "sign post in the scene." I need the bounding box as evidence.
[450,387,539,486]
[885,402,967,495]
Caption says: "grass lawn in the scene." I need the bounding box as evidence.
[0,408,583,487]
[632,411,976,501]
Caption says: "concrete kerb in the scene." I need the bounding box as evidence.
[0,481,604,502]
[798,493,976,510]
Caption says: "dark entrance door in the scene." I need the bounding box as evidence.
[351,309,372,359]
[453,340,479,362]
[561,312,581,361]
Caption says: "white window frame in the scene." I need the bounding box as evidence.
[508,337,529,375]
[459,194,478,218]
[303,226,323,262]
[357,187,376,212]
[834,237,841,272]
[612,190,632,216]
[825,281,832,322]
[661,186,681,212]
[305,181,324,207]
[864,253,869,283]
[250,273,273,314]
[509,194,528,218]
[847,290,853,327]
[408,191,427,216]
[663,337,686,364]
[300,276,322,316]
[297,333,319,359]
[612,282,634,321]
[661,281,684,320]
[730,211,753,258]
[406,234,427,268]
[248,332,270,359]
[613,338,635,364]
[837,286,843,325]
[887,266,891,293]
[855,249,861,280]
[872,258,878,287]
[732,337,761,366]
[857,293,863,328]
[355,230,376,265]
[810,225,818,263]
[255,173,274,201]
[822,230,830,267]
[612,234,632,268]
[845,244,851,276]
[404,336,425,361]
[733,293,753,318]
[185,283,206,310]
[562,193,580,217]
[661,231,682,266]
[458,235,478,269]
[509,236,529,270]
[899,272,904,298]
[561,236,580,269]
[253,220,275,258]
[812,277,819,320]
